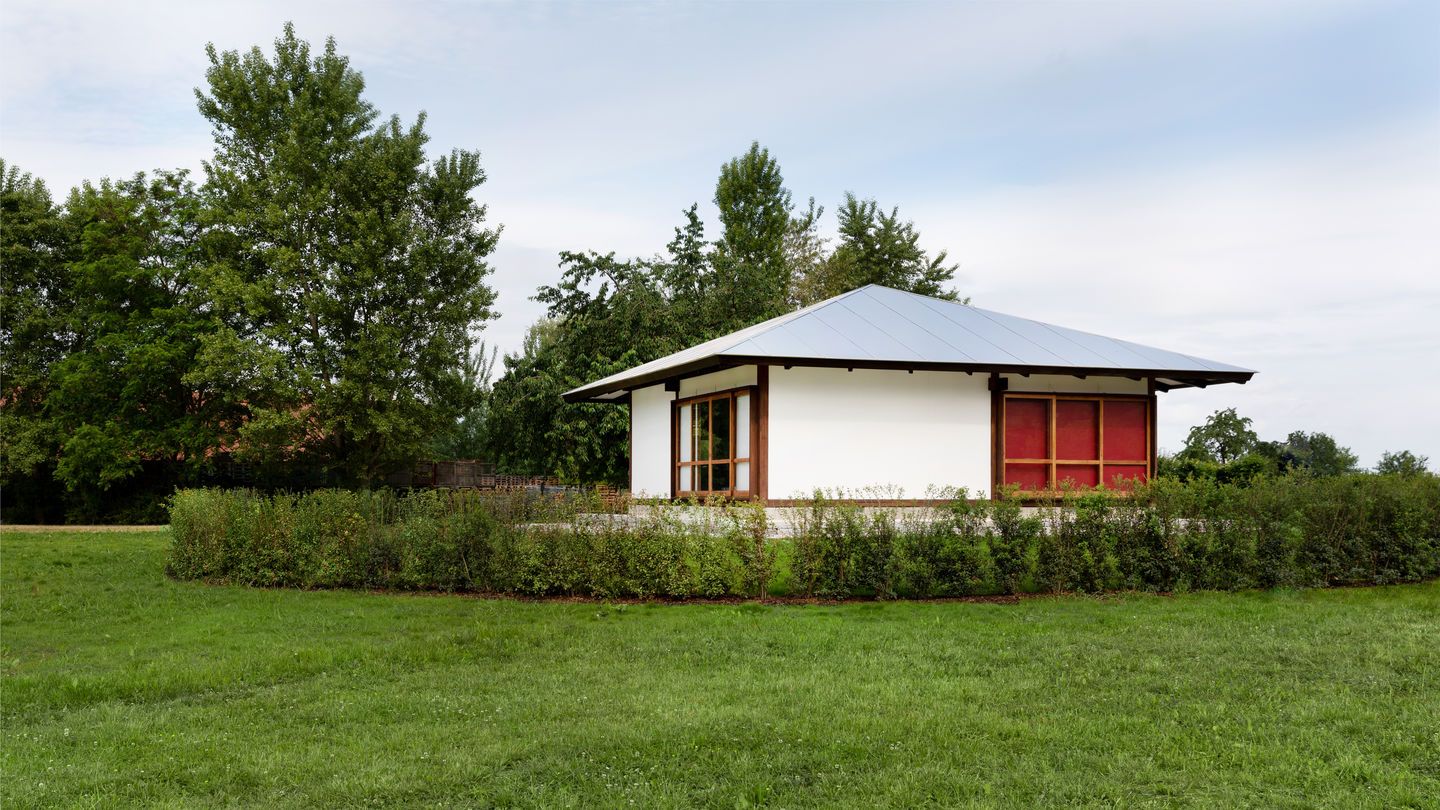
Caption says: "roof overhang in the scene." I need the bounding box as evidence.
[564,354,1254,403]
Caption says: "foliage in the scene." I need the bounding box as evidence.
[428,344,497,460]
[1377,449,1431,477]
[1181,407,1258,464]
[169,472,1440,598]
[488,146,968,480]
[0,161,71,521]
[710,142,798,330]
[794,192,961,305]
[193,24,499,486]
[2,26,499,520]
[1274,430,1359,477]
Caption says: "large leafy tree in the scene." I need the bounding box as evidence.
[0,161,73,517]
[1376,450,1430,477]
[710,142,795,330]
[486,143,975,484]
[194,24,499,485]
[1276,431,1358,477]
[46,172,240,513]
[1181,407,1259,464]
[488,210,704,484]
[797,193,960,305]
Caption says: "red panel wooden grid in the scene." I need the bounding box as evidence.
[1102,400,1147,461]
[1104,464,1148,489]
[1057,464,1100,488]
[1005,463,1050,490]
[1004,398,1049,460]
[1055,400,1099,460]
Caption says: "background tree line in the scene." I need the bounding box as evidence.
[483,143,964,485]
[1,25,965,521]
[1161,407,1430,482]
[2,25,499,522]
[6,26,1426,523]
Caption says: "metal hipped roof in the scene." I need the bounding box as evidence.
[564,284,1256,402]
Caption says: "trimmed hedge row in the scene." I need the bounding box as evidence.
[167,474,1440,599]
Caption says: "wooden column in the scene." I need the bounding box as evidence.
[1146,377,1159,479]
[989,373,1008,499]
[756,364,769,501]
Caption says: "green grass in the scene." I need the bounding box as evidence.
[3,530,1438,808]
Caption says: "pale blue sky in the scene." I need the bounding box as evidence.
[3,0,1437,466]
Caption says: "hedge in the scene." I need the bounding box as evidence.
[167,474,1440,599]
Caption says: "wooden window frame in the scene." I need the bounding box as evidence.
[998,392,1153,495]
[672,386,757,499]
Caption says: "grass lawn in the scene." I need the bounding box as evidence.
[3,530,1438,808]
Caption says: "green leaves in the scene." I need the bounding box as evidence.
[195,25,499,485]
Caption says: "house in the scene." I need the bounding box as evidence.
[564,285,1255,502]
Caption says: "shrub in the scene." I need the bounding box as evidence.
[168,472,1440,600]
[988,490,1041,594]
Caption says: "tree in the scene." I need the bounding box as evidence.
[44,171,241,516]
[799,193,960,304]
[1376,450,1431,476]
[488,209,706,484]
[1181,407,1258,464]
[710,142,795,330]
[428,344,497,460]
[193,24,499,485]
[1278,431,1358,477]
[0,161,73,520]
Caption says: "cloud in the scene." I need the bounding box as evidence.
[3,0,1434,467]
[905,117,1440,464]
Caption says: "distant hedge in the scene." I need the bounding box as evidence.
[167,474,1440,599]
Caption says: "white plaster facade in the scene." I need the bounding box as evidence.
[628,384,674,497]
[766,366,991,498]
[628,364,1153,500]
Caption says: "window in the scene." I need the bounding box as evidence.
[676,388,753,497]
[1002,394,1150,491]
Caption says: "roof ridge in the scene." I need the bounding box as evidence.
[884,285,1214,359]
[710,284,876,352]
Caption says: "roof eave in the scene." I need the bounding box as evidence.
[564,353,1255,402]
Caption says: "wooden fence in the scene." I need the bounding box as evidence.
[385,460,625,511]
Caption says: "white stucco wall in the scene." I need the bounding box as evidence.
[767,367,992,499]
[1003,373,1148,395]
[678,365,757,398]
[629,384,674,497]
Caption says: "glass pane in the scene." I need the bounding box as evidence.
[678,405,692,462]
[712,462,730,492]
[735,461,750,491]
[697,464,710,492]
[735,394,750,457]
[696,400,710,461]
[678,465,691,492]
[712,397,731,461]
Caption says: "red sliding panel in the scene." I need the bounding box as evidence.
[1005,463,1050,490]
[1001,393,1152,494]
[1057,464,1100,488]
[1004,398,1049,459]
[1103,400,1147,461]
[1056,400,1099,460]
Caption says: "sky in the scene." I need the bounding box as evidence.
[3,0,1438,467]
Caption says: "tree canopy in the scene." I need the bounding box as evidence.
[1,25,499,520]
[193,23,499,486]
